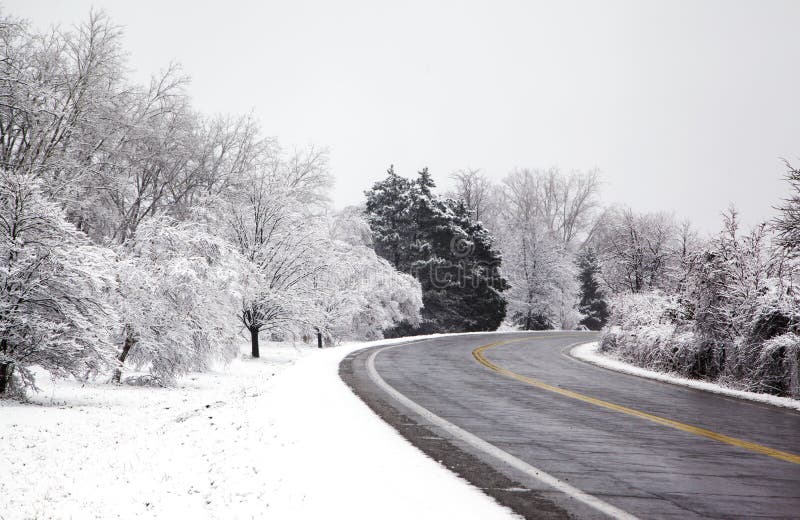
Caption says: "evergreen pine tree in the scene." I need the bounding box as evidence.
[364,166,507,334]
[364,165,414,270]
[577,248,609,330]
[449,199,508,331]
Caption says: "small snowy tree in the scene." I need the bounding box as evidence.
[113,217,243,384]
[501,224,579,330]
[310,235,422,343]
[690,209,799,388]
[577,248,609,330]
[315,208,423,342]
[352,264,423,340]
[0,174,118,392]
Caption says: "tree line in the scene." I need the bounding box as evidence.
[383,164,799,398]
[0,11,422,393]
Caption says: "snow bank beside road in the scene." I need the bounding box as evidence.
[571,342,800,412]
[1,337,517,519]
[264,339,519,519]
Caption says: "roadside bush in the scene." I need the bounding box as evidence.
[602,291,800,397]
[749,333,800,397]
[600,292,700,375]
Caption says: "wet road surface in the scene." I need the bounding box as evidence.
[341,332,800,519]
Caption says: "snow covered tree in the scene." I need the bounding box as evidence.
[364,165,415,270]
[494,169,582,330]
[774,160,800,256]
[592,208,681,294]
[500,221,579,330]
[530,168,601,250]
[444,199,508,331]
[309,238,422,344]
[496,168,601,251]
[113,217,243,384]
[577,248,609,330]
[229,174,326,357]
[351,263,423,339]
[688,209,799,388]
[0,11,125,185]
[365,167,507,334]
[448,168,494,223]
[319,209,423,341]
[0,174,118,391]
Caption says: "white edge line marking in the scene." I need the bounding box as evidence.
[366,342,640,520]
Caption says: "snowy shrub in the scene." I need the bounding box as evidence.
[348,256,423,341]
[307,238,422,344]
[598,326,619,353]
[752,333,800,397]
[606,291,683,330]
[0,174,119,392]
[322,208,423,341]
[600,291,699,376]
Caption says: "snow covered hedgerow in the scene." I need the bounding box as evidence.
[0,174,119,393]
[114,217,244,384]
[600,218,800,398]
[600,291,698,376]
[720,287,800,396]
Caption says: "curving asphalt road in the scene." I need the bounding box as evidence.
[340,332,800,519]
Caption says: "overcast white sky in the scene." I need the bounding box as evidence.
[7,0,799,232]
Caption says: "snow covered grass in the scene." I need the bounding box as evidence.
[571,341,800,412]
[1,336,518,520]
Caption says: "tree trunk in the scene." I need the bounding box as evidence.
[317,330,323,349]
[250,327,260,358]
[0,361,14,394]
[112,330,135,384]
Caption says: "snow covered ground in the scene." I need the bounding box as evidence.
[1,337,518,520]
[571,342,800,412]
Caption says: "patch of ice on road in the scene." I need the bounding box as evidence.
[571,342,800,412]
[1,335,519,519]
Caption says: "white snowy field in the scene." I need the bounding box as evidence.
[572,342,800,412]
[1,337,518,520]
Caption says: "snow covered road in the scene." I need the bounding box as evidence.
[1,339,518,519]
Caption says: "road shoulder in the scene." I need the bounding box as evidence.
[570,341,800,412]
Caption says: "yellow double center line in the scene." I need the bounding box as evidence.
[473,337,800,465]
